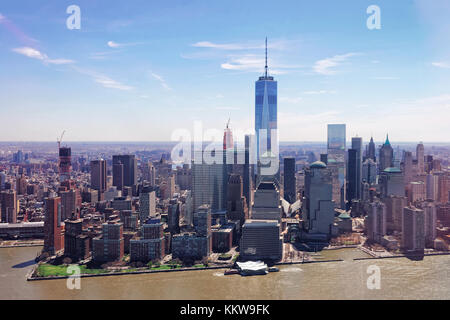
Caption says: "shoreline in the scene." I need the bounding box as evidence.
[353,251,450,261]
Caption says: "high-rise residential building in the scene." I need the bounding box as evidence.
[240,219,282,261]
[383,195,407,232]
[90,159,107,193]
[283,157,296,204]
[192,150,226,212]
[139,186,156,222]
[417,202,437,246]
[255,38,277,160]
[402,207,425,251]
[379,135,394,172]
[43,196,64,255]
[0,190,17,223]
[226,174,248,225]
[92,217,124,262]
[379,167,405,198]
[438,173,449,204]
[112,155,137,188]
[64,219,90,261]
[179,190,193,226]
[193,204,212,237]
[366,201,387,243]
[130,217,165,262]
[416,143,425,174]
[362,158,377,185]
[302,161,334,236]
[60,189,79,221]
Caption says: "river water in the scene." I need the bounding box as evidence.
[1,246,449,300]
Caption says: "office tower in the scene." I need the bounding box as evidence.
[60,189,79,221]
[226,174,248,225]
[112,155,137,188]
[90,159,107,193]
[160,174,175,200]
[362,158,377,185]
[0,190,17,223]
[111,196,132,211]
[192,150,226,212]
[283,157,296,204]
[367,136,376,161]
[92,217,124,262]
[59,147,72,183]
[366,201,387,243]
[176,164,191,191]
[384,195,407,232]
[142,161,156,186]
[240,219,282,261]
[347,137,362,202]
[104,186,121,201]
[327,124,346,208]
[402,151,414,184]
[379,167,405,198]
[64,219,90,261]
[402,207,425,251]
[302,161,334,236]
[168,199,180,234]
[130,217,165,262]
[43,196,64,255]
[408,181,426,203]
[243,134,254,213]
[139,186,156,222]
[379,135,394,172]
[251,181,281,221]
[13,150,24,163]
[426,173,439,201]
[223,119,234,150]
[112,162,124,191]
[16,175,27,195]
[255,38,277,160]
[416,143,425,174]
[0,172,6,190]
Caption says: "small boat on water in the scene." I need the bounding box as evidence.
[236,261,268,276]
[268,267,279,272]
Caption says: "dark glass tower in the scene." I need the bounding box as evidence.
[255,38,277,160]
[283,157,296,204]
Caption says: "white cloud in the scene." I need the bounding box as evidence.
[107,40,143,48]
[220,54,300,75]
[72,67,134,91]
[192,41,264,50]
[432,61,450,69]
[302,90,337,95]
[313,53,360,75]
[12,47,74,65]
[0,13,5,22]
[151,72,171,91]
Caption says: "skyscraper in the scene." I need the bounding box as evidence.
[379,134,394,172]
[90,159,107,193]
[255,38,277,160]
[347,137,363,202]
[402,207,425,251]
[416,143,425,174]
[327,124,346,208]
[58,147,72,183]
[44,196,64,255]
[283,157,296,204]
[367,136,376,161]
[302,161,334,236]
[112,155,137,188]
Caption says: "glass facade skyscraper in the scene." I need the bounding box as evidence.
[255,39,277,160]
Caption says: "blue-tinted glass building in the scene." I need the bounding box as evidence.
[255,39,277,160]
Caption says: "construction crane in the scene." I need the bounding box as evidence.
[57,130,65,149]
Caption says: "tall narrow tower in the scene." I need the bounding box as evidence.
[255,38,277,160]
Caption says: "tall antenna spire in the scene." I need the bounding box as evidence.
[265,37,268,78]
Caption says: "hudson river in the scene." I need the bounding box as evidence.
[1,246,449,299]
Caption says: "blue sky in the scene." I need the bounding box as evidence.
[0,0,449,142]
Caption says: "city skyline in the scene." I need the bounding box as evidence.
[1,0,450,142]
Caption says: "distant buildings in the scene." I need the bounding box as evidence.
[90,159,107,194]
[0,189,17,223]
[379,135,394,172]
[112,155,137,190]
[379,167,405,198]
